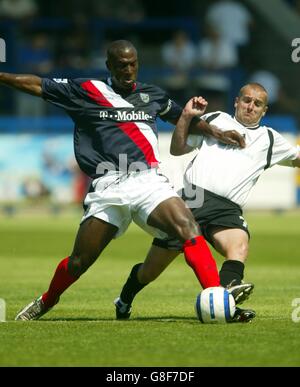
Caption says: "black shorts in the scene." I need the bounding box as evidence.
[152,188,250,251]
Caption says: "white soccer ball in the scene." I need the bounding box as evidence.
[195,287,236,323]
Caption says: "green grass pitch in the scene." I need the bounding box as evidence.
[0,212,300,366]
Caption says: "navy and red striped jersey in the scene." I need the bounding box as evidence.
[41,77,182,178]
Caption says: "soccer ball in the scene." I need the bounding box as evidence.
[195,287,236,323]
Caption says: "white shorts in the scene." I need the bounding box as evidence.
[81,168,179,238]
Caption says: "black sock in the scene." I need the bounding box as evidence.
[120,263,147,305]
[219,260,245,287]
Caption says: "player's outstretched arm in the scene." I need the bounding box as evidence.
[0,72,42,96]
[171,97,207,155]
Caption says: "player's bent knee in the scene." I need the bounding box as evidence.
[172,216,199,241]
[227,242,249,261]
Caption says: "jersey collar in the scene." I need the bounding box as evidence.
[233,115,260,130]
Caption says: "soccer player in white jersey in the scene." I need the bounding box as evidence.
[0,40,247,321]
[116,83,300,322]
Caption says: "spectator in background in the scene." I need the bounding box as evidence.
[54,15,94,78]
[90,40,109,73]
[161,30,196,105]
[205,0,253,65]
[284,0,300,13]
[248,70,300,119]
[197,24,238,71]
[295,0,300,14]
[195,23,239,111]
[141,0,195,17]
[37,0,89,18]
[18,33,53,75]
[91,0,145,22]
[56,30,91,73]
[21,177,50,201]
[0,0,38,20]
[16,33,53,117]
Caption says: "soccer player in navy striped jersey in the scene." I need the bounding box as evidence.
[0,40,246,321]
[116,83,300,322]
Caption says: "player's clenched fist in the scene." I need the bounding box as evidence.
[183,96,208,117]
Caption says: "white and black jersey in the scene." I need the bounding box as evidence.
[186,111,299,207]
[42,77,182,178]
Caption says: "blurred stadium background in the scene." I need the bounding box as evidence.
[1,0,300,214]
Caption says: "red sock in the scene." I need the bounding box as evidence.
[42,257,79,308]
[183,236,220,288]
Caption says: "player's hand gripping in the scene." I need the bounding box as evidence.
[211,126,246,148]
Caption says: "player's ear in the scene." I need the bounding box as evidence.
[106,60,111,71]
[262,105,268,116]
[234,97,239,108]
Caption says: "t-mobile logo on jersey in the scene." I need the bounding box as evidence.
[291,38,300,63]
[99,110,153,121]
[0,39,6,62]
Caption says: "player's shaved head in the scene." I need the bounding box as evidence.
[239,83,268,105]
[107,40,137,61]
